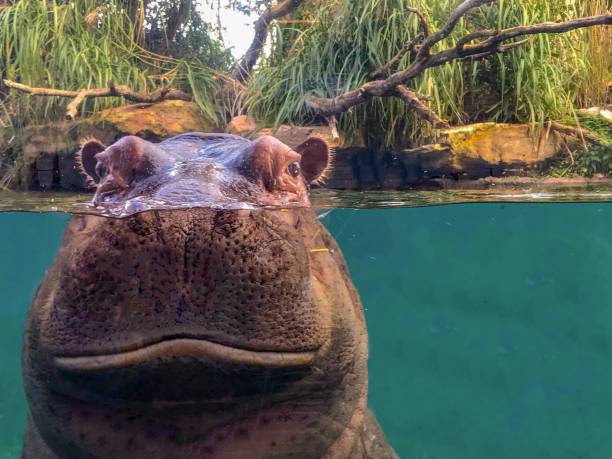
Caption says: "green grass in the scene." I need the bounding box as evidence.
[0,0,221,127]
[245,0,605,147]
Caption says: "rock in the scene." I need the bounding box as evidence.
[226,116,342,149]
[442,123,563,166]
[59,154,88,191]
[227,119,570,189]
[320,148,402,190]
[14,113,586,191]
[23,100,217,158]
[22,122,75,166]
[226,115,259,135]
[377,124,567,187]
[34,154,55,189]
[429,175,612,190]
[269,124,340,149]
[580,106,612,123]
[93,100,217,138]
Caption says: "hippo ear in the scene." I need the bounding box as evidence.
[295,138,329,183]
[76,138,106,184]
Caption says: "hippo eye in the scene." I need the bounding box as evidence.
[94,162,108,180]
[287,161,301,177]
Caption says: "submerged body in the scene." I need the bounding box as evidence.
[21,133,396,458]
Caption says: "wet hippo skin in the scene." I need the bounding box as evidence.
[21,133,397,458]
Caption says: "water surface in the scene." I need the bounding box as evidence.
[3,202,612,458]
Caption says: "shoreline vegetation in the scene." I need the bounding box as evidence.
[0,0,610,191]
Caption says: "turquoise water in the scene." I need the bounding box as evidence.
[0,212,70,459]
[3,204,612,457]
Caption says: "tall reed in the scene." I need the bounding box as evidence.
[577,0,610,107]
[0,0,220,126]
[246,0,605,147]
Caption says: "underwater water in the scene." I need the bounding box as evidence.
[3,202,612,458]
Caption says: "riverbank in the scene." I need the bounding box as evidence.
[2,103,609,193]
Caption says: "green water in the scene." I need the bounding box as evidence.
[3,204,612,458]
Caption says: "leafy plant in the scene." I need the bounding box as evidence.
[0,0,225,126]
[546,114,612,177]
[245,0,604,147]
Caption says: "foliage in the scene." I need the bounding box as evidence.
[576,144,612,177]
[145,0,234,70]
[245,0,605,147]
[547,114,612,177]
[0,0,225,127]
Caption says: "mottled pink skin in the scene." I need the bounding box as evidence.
[21,133,396,459]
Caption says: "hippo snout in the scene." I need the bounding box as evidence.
[36,209,327,364]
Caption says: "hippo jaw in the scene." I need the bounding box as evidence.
[27,207,329,392]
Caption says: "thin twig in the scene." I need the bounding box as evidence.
[406,7,430,38]
[274,19,316,25]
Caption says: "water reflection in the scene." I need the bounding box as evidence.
[3,187,612,215]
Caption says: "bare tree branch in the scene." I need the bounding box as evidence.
[234,0,306,83]
[368,33,423,80]
[431,15,612,65]
[414,0,495,61]
[406,7,430,38]
[3,80,191,120]
[307,1,612,129]
[393,86,450,128]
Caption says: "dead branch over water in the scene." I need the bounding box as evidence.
[307,0,612,129]
[3,80,191,120]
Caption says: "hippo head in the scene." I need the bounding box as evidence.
[22,133,373,458]
[77,133,331,215]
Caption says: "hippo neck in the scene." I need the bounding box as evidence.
[24,361,370,459]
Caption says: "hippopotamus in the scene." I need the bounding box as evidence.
[21,132,397,458]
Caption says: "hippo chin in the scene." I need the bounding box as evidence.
[21,133,396,458]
